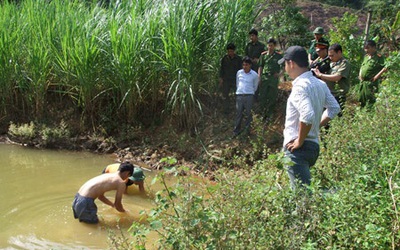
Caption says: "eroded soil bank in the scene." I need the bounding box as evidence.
[1,83,291,178]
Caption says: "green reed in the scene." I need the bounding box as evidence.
[0,0,260,131]
[106,0,163,122]
[0,2,20,117]
[19,0,57,117]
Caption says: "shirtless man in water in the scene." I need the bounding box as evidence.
[72,162,134,224]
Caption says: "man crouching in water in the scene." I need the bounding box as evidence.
[72,162,134,224]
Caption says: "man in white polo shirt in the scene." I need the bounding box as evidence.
[278,46,340,189]
[233,56,259,138]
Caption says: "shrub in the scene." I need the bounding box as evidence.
[8,122,36,145]
[39,120,71,148]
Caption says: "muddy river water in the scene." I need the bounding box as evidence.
[0,144,168,249]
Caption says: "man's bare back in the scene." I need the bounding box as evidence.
[78,172,128,212]
[72,162,134,223]
[78,172,126,199]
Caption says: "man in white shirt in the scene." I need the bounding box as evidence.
[233,56,259,137]
[278,46,340,189]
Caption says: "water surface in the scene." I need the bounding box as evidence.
[0,144,160,249]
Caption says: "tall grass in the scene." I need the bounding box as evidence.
[0,2,24,119]
[106,0,162,126]
[0,0,260,132]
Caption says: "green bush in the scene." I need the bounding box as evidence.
[7,120,71,148]
[39,120,71,147]
[8,121,36,144]
[0,0,259,131]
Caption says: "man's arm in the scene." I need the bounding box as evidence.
[320,86,341,127]
[316,70,343,82]
[286,122,312,152]
[98,194,114,208]
[258,65,263,85]
[258,64,262,76]
[372,67,387,82]
[320,113,332,128]
[309,53,315,65]
[253,73,259,91]
[138,182,145,193]
[113,183,127,212]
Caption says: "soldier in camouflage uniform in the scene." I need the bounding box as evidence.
[358,40,387,108]
[308,27,330,65]
[258,38,282,119]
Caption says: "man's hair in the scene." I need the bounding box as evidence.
[226,43,236,50]
[365,40,377,48]
[267,38,277,45]
[249,28,258,36]
[328,43,343,53]
[242,56,253,65]
[118,162,134,176]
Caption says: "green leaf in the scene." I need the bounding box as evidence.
[150,220,163,230]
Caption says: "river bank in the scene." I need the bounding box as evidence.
[1,82,291,178]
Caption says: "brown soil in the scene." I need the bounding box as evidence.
[109,82,292,177]
[297,1,367,35]
[258,0,368,36]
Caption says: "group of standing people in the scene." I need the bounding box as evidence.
[220,26,387,189]
[220,28,283,138]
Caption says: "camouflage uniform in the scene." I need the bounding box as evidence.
[358,53,385,107]
[258,50,282,117]
[325,58,351,109]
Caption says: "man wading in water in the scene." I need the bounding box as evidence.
[72,162,134,224]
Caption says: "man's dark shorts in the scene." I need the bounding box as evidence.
[72,193,99,224]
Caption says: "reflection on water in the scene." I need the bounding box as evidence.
[0,144,165,249]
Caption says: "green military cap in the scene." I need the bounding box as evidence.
[313,27,325,34]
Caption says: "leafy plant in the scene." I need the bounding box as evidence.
[8,121,36,144]
[329,12,365,84]
[39,120,71,147]
[260,0,310,50]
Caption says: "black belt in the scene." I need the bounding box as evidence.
[236,94,254,96]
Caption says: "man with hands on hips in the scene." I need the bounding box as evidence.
[278,46,340,189]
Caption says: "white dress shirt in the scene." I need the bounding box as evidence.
[283,71,340,146]
[236,69,259,95]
